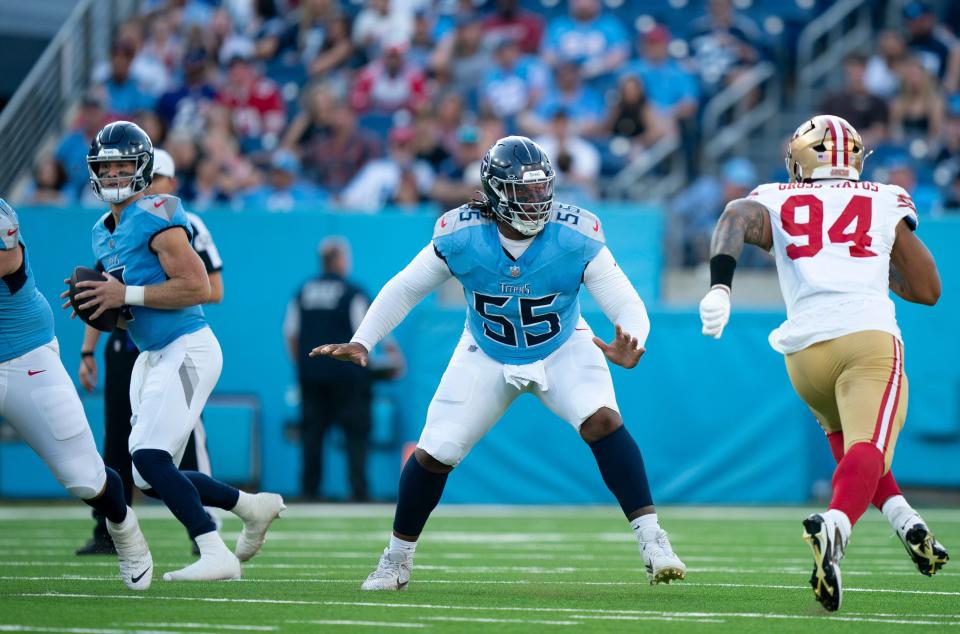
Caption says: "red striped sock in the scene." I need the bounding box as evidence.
[828,442,884,526]
[825,431,903,510]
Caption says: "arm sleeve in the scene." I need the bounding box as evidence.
[350,244,453,351]
[583,246,651,349]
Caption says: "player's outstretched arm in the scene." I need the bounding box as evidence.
[700,198,772,339]
[889,219,941,306]
[310,244,452,364]
[583,247,649,369]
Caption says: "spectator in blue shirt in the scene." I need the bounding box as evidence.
[621,26,699,124]
[56,92,107,198]
[240,150,328,213]
[480,38,548,128]
[543,0,629,84]
[689,0,764,95]
[101,39,156,117]
[520,61,605,137]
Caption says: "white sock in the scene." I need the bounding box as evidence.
[232,491,256,517]
[881,495,919,531]
[630,513,659,540]
[823,509,852,542]
[194,530,230,556]
[389,534,417,556]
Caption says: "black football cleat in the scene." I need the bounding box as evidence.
[802,514,845,612]
[76,535,117,556]
[900,523,949,576]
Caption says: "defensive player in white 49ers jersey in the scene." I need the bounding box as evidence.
[699,115,948,612]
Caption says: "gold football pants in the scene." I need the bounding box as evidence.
[785,330,907,473]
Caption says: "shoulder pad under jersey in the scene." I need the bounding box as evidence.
[552,203,605,244]
[0,199,19,250]
[137,194,185,222]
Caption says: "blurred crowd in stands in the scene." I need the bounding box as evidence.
[17,0,960,268]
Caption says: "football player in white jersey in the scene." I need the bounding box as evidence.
[314,136,686,590]
[699,115,948,611]
[0,198,153,590]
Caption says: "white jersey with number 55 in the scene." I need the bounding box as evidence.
[749,179,919,354]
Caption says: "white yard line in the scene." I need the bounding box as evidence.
[279,621,424,629]
[121,625,275,632]
[12,593,960,626]
[0,623,201,634]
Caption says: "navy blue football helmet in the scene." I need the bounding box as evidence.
[480,136,555,236]
[87,121,154,203]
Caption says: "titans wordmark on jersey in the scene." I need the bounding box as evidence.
[433,203,605,364]
[91,194,207,352]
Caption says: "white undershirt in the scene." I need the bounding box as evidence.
[350,241,650,353]
[500,233,534,259]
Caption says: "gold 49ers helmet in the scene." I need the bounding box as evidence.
[786,115,868,182]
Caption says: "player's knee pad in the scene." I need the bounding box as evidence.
[66,483,102,500]
[56,455,106,501]
[418,441,464,469]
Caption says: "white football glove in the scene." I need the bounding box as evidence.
[699,286,731,339]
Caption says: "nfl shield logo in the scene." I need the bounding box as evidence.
[509,266,521,278]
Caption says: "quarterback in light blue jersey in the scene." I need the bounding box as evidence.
[65,121,284,583]
[315,136,687,591]
[0,198,153,590]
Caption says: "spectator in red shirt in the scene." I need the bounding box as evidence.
[217,46,287,149]
[482,0,545,55]
[350,40,428,114]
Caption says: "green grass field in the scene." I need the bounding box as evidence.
[0,504,957,633]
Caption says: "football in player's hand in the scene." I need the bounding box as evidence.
[68,266,120,332]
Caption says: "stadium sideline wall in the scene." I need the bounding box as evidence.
[2,206,957,503]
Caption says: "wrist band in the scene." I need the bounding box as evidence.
[124,285,145,306]
[709,254,737,289]
[81,351,94,359]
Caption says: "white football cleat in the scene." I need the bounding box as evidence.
[106,507,153,591]
[163,532,241,582]
[896,519,950,576]
[637,526,687,584]
[233,492,285,562]
[802,513,848,612]
[361,548,412,591]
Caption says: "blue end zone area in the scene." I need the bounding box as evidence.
[2,206,958,502]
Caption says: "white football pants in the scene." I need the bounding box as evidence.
[129,327,221,488]
[418,318,619,467]
[0,338,106,499]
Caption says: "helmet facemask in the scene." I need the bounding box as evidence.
[489,170,555,236]
[88,152,152,204]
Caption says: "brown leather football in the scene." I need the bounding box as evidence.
[68,266,120,332]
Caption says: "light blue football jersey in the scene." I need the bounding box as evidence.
[0,217,56,363]
[432,203,605,364]
[91,194,206,351]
